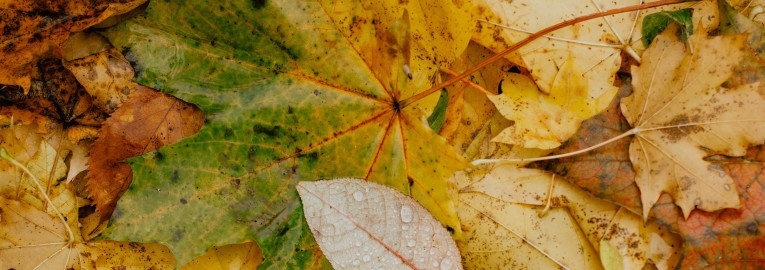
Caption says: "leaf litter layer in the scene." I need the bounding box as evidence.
[100,0,472,265]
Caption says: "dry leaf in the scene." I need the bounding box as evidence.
[0,0,147,91]
[651,144,765,269]
[472,0,717,97]
[620,25,765,217]
[181,242,263,270]
[87,85,204,216]
[297,178,462,270]
[0,197,176,269]
[65,47,138,113]
[727,0,765,25]
[488,56,616,149]
[457,165,680,270]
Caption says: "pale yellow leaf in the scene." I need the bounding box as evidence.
[488,56,617,149]
[297,178,462,270]
[457,165,680,270]
[620,25,765,217]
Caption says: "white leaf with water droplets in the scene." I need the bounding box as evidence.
[297,178,462,270]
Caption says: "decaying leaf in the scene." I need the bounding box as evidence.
[651,143,765,269]
[620,25,765,217]
[533,82,643,213]
[65,46,138,113]
[727,0,765,25]
[472,0,717,97]
[180,241,263,270]
[297,178,462,270]
[719,0,765,89]
[0,57,108,129]
[100,0,471,265]
[457,165,680,270]
[488,56,616,149]
[0,197,176,269]
[87,85,204,216]
[0,0,147,91]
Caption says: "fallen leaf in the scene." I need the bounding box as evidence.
[472,0,717,97]
[297,178,462,270]
[457,165,681,270]
[532,82,643,213]
[488,56,616,149]
[0,0,147,91]
[87,85,204,216]
[65,46,138,113]
[441,42,512,159]
[0,57,108,128]
[641,8,694,47]
[620,25,765,217]
[0,197,176,269]
[651,144,765,269]
[100,0,471,265]
[181,242,263,270]
[727,0,765,25]
[719,0,765,89]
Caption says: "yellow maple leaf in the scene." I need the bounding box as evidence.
[488,56,616,149]
[621,25,765,218]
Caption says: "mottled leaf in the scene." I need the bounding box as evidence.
[620,25,765,217]
[100,0,472,265]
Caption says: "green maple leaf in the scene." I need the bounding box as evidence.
[100,0,472,266]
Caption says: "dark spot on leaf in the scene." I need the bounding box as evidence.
[224,128,234,137]
[277,225,289,236]
[446,226,455,234]
[171,170,179,182]
[252,124,281,137]
[252,0,266,9]
[173,229,185,242]
[746,222,760,235]
[287,106,294,114]
[180,198,188,204]
[408,177,414,187]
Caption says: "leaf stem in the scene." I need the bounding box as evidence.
[472,128,639,165]
[399,0,694,108]
[440,68,495,95]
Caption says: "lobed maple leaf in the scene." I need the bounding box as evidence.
[488,56,616,149]
[99,0,473,265]
[620,25,765,218]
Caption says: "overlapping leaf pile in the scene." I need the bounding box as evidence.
[1,0,764,268]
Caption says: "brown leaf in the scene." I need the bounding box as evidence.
[87,85,204,216]
[0,0,147,90]
[651,144,765,269]
[0,58,107,128]
[532,82,643,213]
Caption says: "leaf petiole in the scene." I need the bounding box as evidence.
[472,128,640,165]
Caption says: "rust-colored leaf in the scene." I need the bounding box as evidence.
[87,85,204,216]
[532,82,642,212]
